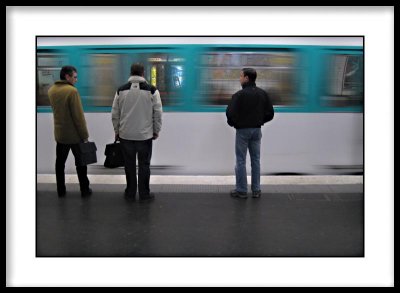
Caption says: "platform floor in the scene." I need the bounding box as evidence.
[37,182,364,257]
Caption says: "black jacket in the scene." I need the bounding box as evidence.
[226,82,274,129]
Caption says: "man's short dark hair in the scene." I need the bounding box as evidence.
[242,68,257,82]
[60,66,77,80]
[131,63,144,76]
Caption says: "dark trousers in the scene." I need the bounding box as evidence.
[55,143,90,193]
[119,138,153,196]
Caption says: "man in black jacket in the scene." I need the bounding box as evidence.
[226,68,274,199]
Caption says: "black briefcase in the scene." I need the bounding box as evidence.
[104,141,124,168]
[77,141,97,166]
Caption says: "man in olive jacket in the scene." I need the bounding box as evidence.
[48,66,92,197]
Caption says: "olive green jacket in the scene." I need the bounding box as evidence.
[48,80,89,144]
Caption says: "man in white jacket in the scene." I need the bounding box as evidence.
[112,63,162,201]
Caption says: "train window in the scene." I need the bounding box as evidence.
[79,53,185,108]
[144,54,185,107]
[81,53,185,107]
[321,54,364,108]
[198,51,306,106]
[36,54,69,106]
[82,54,121,107]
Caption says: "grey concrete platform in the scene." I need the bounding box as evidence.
[37,183,364,257]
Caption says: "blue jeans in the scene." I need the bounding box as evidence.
[235,128,262,193]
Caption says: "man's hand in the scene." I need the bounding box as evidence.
[152,133,159,140]
[115,133,120,141]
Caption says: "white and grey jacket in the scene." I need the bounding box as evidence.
[112,75,162,141]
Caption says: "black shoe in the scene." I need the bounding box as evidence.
[230,190,248,199]
[139,193,155,202]
[81,188,92,197]
[57,189,66,197]
[252,190,262,198]
[124,190,136,200]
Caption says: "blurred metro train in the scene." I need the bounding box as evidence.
[36,36,364,175]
